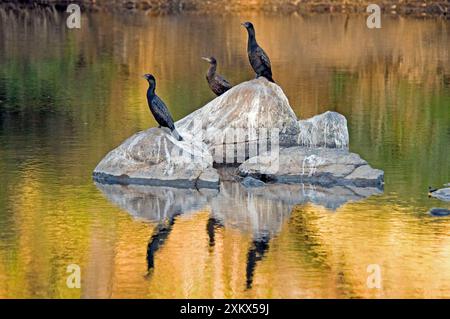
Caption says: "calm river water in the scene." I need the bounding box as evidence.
[0,7,449,298]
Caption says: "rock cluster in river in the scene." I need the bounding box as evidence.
[93,77,384,190]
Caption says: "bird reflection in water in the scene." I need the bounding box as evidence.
[146,211,182,276]
[206,217,223,249]
[206,214,271,289]
[246,233,271,289]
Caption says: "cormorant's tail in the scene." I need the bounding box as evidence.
[172,128,183,141]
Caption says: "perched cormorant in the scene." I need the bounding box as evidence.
[144,74,183,141]
[201,56,233,96]
[241,21,275,83]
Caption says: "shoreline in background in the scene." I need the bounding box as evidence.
[0,0,449,17]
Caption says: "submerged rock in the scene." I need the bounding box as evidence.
[429,208,450,217]
[297,111,349,149]
[176,77,300,163]
[430,188,450,202]
[241,176,266,188]
[238,146,384,188]
[93,128,219,189]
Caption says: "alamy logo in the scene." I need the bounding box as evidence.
[66,264,81,289]
[366,264,382,289]
[170,120,280,173]
[366,4,382,29]
[213,127,280,173]
[66,4,81,29]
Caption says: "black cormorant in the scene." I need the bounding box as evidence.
[144,74,183,141]
[241,21,275,83]
[201,56,233,96]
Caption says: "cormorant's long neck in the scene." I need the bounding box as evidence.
[247,29,257,51]
[147,83,156,97]
[207,63,217,80]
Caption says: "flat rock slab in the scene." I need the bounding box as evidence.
[238,146,384,188]
[93,128,220,189]
[430,188,450,202]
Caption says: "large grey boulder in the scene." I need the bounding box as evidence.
[93,128,219,189]
[238,146,384,188]
[430,188,450,202]
[176,77,300,164]
[297,111,349,149]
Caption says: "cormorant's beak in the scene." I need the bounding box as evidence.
[201,57,211,63]
[143,75,148,79]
